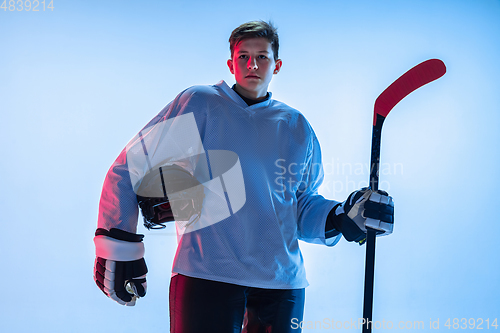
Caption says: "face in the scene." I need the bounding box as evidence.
[227,37,282,100]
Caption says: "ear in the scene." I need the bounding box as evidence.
[273,59,282,74]
[227,59,235,74]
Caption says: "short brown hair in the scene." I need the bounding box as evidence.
[229,20,279,61]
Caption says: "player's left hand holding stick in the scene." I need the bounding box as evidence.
[327,188,394,245]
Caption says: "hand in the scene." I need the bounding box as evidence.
[329,188,394,244]
[93,228,148,306]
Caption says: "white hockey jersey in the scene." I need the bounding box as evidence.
[97,80,341,289]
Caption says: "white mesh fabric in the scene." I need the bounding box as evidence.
[97,81,337,289]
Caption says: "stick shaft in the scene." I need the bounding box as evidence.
[362,229,376,333]
[369,117,383,192]
[362,115,384,332]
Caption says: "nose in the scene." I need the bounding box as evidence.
[247,57,258,70]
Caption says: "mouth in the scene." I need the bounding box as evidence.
[245,74,260,79]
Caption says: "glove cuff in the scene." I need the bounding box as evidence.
[94,229,145,261]
[327,203,366,243]
[95,228,144,242]
[326,203,344,233]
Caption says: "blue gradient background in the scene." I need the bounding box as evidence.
[1,0,499,331]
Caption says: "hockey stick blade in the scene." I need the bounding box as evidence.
[373,59,446,125]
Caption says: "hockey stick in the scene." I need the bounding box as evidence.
[362,59,446,333]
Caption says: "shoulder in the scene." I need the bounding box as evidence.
[264,99,318,150]
[175,84,218,102]
[268,99,313,132]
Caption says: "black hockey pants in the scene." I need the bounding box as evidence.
[169,274,305,333]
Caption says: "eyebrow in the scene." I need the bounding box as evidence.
[236,50,270,54]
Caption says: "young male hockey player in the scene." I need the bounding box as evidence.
[93,21,394,333]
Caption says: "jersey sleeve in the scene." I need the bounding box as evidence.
[296,132,341,247]
[97,148,140,233]
[96,89,191,233]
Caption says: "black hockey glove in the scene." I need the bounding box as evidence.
[93,228,148,306]
[326,187,394,245]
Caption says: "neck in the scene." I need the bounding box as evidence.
[234,84,268,100]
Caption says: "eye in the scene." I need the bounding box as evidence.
[258,55,268,59]
[238,54,248,59]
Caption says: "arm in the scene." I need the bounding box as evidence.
[93,87,200,304]
[296,133,341,246]
[97,149,140,233]
[93,149,148,305]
